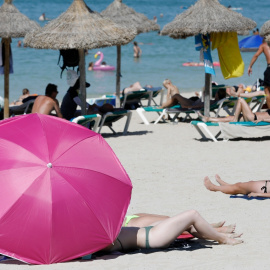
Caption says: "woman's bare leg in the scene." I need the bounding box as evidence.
[160,98,177,109]
[215,174,230,186]
[147,210,243,248]
[204,176,266,195]
[232,98,254,122]
[197,111,234,123]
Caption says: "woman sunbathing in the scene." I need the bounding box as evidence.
[123,213,237,235]
[101,209,243,254]
[204,174,270,198]
[198,97,270,123]
[160,79,226,109]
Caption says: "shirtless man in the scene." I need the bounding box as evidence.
[133,41,142,58]
[32,83,63,118]
[248,38,270,108]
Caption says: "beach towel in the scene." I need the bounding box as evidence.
[0,42,14,75]
[211,32,244,79]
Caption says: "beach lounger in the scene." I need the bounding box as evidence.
[141,87,164,106]
[72,110,132,135]
[9,99,35,116]
[120,87,164,109]
[71,114,102,132]
[191,120,270,142]
[136,105,181,125]
[153,97,234,124]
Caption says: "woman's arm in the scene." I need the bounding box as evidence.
[248,192,270,198]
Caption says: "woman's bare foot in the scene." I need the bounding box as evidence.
[216,224,236,234]
[220,237,243,245]
[204,176,218,191]
[215,174,229,186]
[197,111,209,122]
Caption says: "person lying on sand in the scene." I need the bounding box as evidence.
[160,79,226,109]
[100,209,243,254]
[198,97,270,123]
[204,174,270,198]
[123,213,236,235]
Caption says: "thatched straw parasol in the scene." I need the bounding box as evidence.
[260,20,270,37]
[101,0,160,105]
[161,0,256,116]
[0,0,40,118]
[24,0,136,113]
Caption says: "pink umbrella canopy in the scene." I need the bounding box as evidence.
[0,113,132,264]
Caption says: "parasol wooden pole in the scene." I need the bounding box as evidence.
[3,37,11,119]
[115,45,121,108]
[204,73,211,117]
[79,49,87,115]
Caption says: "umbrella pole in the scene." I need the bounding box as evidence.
[115,45,121,108]
[204,73,211,117]
[3,38,11,119]
[79,49,87,115]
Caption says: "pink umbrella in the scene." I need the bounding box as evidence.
[0,113,132,264]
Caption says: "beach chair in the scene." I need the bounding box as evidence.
[191,120,270,142]
[71,114,102,132]
[140,87,164,106]
[72,110,132,135]
[120,90,148,109]
[98,110,132,135]
[153,97,234,124]
[9,99,35,116]
[136,105,181,125]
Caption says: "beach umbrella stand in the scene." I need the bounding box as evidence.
[24,0,136,113]
[0,0,40,118]
[161,0,256,116]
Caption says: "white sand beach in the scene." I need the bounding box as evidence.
[1,94,270,269]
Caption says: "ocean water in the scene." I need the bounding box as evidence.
[1,0,270,102]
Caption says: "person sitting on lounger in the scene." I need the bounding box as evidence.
[32,83,63,118]
[160,79,226,109]
[204,174,270,198]
[198,97,270,123]
[100,209,243,254]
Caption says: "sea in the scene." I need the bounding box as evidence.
[1,0,270,102]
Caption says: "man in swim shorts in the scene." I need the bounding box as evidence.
[248,38,270,108]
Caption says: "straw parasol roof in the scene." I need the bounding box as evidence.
[160,0,256,117]
[0,0,40,119]
[260,20,270,37]
[101,0,160,106]
[101,0,160,34]
[0,0,40,38]
[24,0,136,49]
[161,0,256,39]
[24,0,136,114]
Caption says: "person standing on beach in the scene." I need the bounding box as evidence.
[133,41,142,58]
[248,38,270,108]
[32,84,63,118]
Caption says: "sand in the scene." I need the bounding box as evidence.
[1,94,270,269]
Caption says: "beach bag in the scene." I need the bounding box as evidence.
[58,49,79,78]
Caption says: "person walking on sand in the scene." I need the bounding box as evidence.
[101,209,243,254]
[248,38,270,108]
[204,174,270,198]
[32,83,63,118]
[133,41,142,58]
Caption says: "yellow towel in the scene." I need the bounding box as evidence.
[211,32,244,79]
